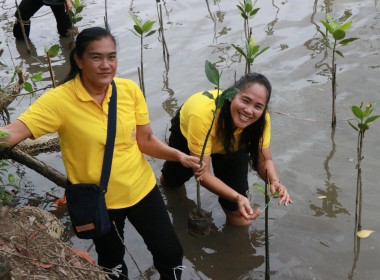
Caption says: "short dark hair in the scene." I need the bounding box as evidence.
[61,27,117,84]
[216,72,272,170]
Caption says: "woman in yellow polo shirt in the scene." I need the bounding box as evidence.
[161,73,292,226]
[0,27,204,280]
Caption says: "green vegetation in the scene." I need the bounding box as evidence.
[319,14,358,126]
[129,15,156,97]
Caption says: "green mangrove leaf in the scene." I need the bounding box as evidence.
[142,20,155,32]
[253,183,265,195]
[215,96,224,109]
[333,29,346,40]
[232,44,248,60]
[144,30,156,37]
[320,20,334,35]
[249,8,259,19]
[348,121,358,131]
[330,20,339,32]
[256,46,269,57]
[76,5,84,14]
[272,190,281,196]
[24,82,33,92]
[248,37,255,48]
[202,91,215,100]
[358,123,369,130]
[8,174,17,183]
[133,25,143,35]
[339,37,358,46]
[205,60,220,87]
[130,15,142,27]
[236,5,245,15]
[32,72,43,81]
[245,2,252,13]
[335,50,344,58]
[48,44,60,58]
[339,21,352,31]
[352,106,364,119]
[249,45,260,55]
[220,87,239,100]
[365,115,380,125]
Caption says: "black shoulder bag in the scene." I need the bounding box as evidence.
[65,80,117,239]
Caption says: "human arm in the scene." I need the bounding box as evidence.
[256,147,292,206]
[136,123,206,179]
[0,120,33,148]
[65,0,73,11]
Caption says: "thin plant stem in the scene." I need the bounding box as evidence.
[140,36,145,97]
[46,52,56,88]
[331,39,337,127]
[15,0,31,54]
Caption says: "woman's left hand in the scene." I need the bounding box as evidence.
[270,181,293,206]
[179,154,206,181]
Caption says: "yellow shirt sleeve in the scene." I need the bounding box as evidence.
[262,112,271,148]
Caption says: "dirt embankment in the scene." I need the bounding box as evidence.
[0,206,110,280]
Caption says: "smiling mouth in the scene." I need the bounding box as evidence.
[238,112,251,122]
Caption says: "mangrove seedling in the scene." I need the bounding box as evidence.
[348,101,380,169]
[348,101,379,231]
[188,60,239,235]
[236,0,260,42]
[44,44,60,88]
[0,159,20,207]
[129,15,156,98]
[232,36,269,74]
[319,14,358,127]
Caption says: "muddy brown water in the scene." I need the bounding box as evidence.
[1,0,380,279]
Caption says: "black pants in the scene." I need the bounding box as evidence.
[14,0,72,37]
[161,110,249,212]
[93,186,183,280]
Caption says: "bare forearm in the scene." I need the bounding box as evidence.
[139,134,183,161]
[0,120,32,147]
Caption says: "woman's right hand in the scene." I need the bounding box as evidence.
[236,194,261,221]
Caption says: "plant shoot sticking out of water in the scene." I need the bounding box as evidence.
[129,15,156,98]
[253,183,280,211]
[44,44,60,88]
[232,36,269,74]
[348,101,379,169]
[319,14,358,127]
[24,71,43,96]
[188,60,238,235]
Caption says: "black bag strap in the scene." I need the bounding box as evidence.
[99,80,117,192]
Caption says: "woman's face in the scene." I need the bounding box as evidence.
[229,83,268,129]
[74,36,117,91]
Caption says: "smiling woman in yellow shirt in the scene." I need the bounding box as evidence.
[0,27,204,280]
[161,73,292,226]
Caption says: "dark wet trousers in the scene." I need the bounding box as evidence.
[93,185,183,280]
[161,109,249,212]
[13,0,72,40]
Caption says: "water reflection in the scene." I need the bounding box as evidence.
[161,185,265,279]
[309,127,349,217]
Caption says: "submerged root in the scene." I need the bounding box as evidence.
[188,208,213,236]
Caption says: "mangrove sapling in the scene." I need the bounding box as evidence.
[45,44,60,88]
[232,36,269,74]
[236,0,260,42]
[188,60,239,235]
[318,14,358,127]
[348,102,380,231]
[129,15,156,98]
[68,0,84,46]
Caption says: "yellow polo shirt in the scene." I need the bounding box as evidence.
[18,74,156,209]
[180,90,271,156]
